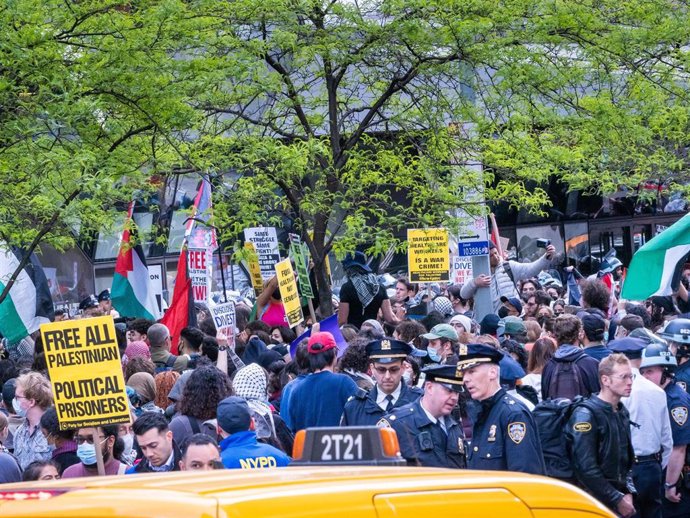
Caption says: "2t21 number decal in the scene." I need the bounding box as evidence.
[320,433,363,461]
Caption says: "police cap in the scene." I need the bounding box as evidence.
[79,294,99,311]
[97,289,111,302]
[422,364,464,392]
[366,338,416,363]
[455,343,504,371]
[607,337,647,360]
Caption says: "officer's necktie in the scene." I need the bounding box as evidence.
[385,394,395,412]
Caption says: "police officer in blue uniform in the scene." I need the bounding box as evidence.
[460,344,546,475]
[378,364,465,468]
[659,318,690,394]
[639,343,690,517]
[341,338,424,427]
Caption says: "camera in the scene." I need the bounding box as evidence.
[536,238,551,249]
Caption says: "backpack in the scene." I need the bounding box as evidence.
[546,354,589,401]
[533,397,594,480]
[154,354,177,374]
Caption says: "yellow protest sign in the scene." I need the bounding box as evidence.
[407,228,450,283]
[244,242,264,297]
[40,316,130,430]
[275,258,304,328]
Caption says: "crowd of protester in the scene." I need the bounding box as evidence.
[2,246,690,518]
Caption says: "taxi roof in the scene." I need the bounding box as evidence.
[0,467,614,517]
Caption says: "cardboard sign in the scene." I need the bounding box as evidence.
[407,228,450,283]
[188,248,210,302]
[244,227,280,280]
[210,302,236,345]
[275,258,304,328]
[289,234,314,299]
[451,255,474,285]
[243,242,264,297]
[40,316,129,430]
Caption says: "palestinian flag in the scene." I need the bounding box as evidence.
[111,203,161,320]
[621,213,690,301]
[0,243,54,343]
[160,244,196,355]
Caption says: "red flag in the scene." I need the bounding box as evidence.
[160,244,196,354]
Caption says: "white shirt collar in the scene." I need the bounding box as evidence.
[376,382,403,409]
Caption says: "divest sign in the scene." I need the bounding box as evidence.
[40,316,130,430]
[210,302,236,344]
[407,228,450,283]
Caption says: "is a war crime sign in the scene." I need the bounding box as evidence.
[407,228,450,283]
[40,316,130,430]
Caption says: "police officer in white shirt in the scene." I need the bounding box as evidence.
[610,337,673,518]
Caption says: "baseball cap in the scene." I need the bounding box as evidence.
[307,332,337,354]
[499,316,526,336]
[500,296,523,315]
[422,323,458,342]
[479,314,501,336]
[217,396,252,435]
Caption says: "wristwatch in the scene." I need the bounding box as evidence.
[664,482,676,490]
[218,345,229,351]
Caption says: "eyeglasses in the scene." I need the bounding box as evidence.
[75,435,106,445]
[374,366,402,375]
[609,374,635,381]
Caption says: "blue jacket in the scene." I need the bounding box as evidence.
[379,398,465,468]
[220,431,290,469]
[467,388,545,475]
[341,383,423,427]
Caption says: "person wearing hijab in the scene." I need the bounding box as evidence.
[126,373,163,417]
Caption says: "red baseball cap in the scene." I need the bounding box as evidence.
[307,332,337,354]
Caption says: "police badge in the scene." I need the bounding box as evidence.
[507,422,526,444]
[671,406,688,426]
[488,424,497,442]
[679,381,687,392]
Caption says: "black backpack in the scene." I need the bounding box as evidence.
[154,354,177,374]
[546,354,589,401]
[533,397,594,480]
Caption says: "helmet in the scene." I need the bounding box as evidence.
[658,318,690,344]
[640,343,678,370]
[628,327,667,346]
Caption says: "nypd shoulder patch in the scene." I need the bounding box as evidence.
[671,406,688,426]
[377,417,391,428]
[507,422,526,444]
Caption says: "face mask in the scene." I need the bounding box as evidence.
[427,347,442,363]
[12,397,27,418]
[603,331,609,342]
[498,306,510,319]
[77,443,98,466]
[402,371,412,385]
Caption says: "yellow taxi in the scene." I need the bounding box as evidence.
[0,427,615,518]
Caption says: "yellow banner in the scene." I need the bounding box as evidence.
[407,228,450,283]
[275,258,304,328]
[244,242,264,297]
[40,316,130,430]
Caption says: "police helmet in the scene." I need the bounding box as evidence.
[658,318,690,344]
[639,342,678,370]
[628,327,667,346]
